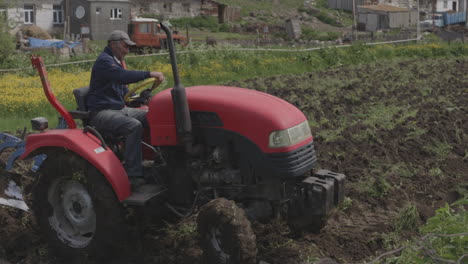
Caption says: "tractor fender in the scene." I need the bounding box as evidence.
[21,129,131,201]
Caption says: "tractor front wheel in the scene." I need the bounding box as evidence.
[197,198,257,264]
[33,152,128,259]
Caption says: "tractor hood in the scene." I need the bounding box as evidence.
[146,85,312,153]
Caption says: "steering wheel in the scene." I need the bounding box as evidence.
[124,78,161,102]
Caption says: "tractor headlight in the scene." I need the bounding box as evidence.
[269,121,312,148]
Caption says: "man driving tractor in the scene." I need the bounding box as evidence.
[86,30,165,185]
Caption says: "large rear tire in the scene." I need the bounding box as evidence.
[197,198,257,264]
[33,151,128,259]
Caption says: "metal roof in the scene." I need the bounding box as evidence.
[359,4,410,12]
[131,17,159,22]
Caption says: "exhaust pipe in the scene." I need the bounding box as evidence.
[159,22,196,155]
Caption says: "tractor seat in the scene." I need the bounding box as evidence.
[73,86,89,113]
[70,86,91,126]
[70,86,124,147]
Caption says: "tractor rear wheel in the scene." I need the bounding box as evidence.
[33,152,128,259]
[197,198,257,264]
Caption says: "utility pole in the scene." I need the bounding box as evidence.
[352,0,357,40]
[66,0,70,40]
[432,0,436,31]
[417,0,420,41]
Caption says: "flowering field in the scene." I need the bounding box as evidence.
[1,42,467,130]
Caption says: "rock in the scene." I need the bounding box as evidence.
[206,36,217,46]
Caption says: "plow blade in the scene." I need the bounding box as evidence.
[0,179,29,211]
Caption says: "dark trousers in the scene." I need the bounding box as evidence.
[90,107,148,177]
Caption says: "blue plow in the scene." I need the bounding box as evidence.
[0,132,46,172]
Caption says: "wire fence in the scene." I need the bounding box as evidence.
[0,37,422,73]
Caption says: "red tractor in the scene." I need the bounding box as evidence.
[19,23,345,263]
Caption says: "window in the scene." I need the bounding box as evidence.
[443,0,448,8]
[96,7,101,15]
[24,5,34,24]
[182,3,190,12]
[164,3,172,12]
[139,23,151,33]
[53,5,63,24]
[110,8,122,19]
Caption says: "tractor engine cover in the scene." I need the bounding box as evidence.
[286,176,334,232]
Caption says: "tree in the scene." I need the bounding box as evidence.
[0,0,16,64]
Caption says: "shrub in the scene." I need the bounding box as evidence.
[171,16,224,32]
[0,32,15,60]
[0,23,16,64]
[315,12,341,27]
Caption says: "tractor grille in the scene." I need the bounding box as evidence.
[267,141,317,177]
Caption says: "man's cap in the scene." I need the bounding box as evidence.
[108,30,136,46]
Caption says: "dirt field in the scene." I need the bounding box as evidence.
[1,57,467,264]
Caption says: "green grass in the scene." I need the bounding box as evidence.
[215,0,305,16]
[395,204,419,232]
[1,116,62,132]
[385,199,468,264]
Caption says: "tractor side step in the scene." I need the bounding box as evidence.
[123,184,166,206]
[313,169,346,205]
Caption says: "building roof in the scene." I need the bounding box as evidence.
[131,17,159,22]
[359,4,410,12]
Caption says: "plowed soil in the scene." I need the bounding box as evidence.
[1,57,467,264]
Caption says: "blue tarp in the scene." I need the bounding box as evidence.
[69,41,80,48]
[29,37,65,48]
[28,37,80,49]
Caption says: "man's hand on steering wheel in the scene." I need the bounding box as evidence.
[150,71,164,83]
[124,71,165,104]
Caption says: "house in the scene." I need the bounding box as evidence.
[3,0,241,41]
[357,4,418,31]
[201,0,241,23]
[129,0,240,23]
[330,0,466,14]
[1,0,65,36]
[67,0,131,40]
[1,0,131,40]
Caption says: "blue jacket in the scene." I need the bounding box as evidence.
[86,46,150,111]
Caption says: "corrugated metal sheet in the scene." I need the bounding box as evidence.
[360,4,409,12]
[444,11,466,24]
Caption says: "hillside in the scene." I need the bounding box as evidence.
[215,0,306,17]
